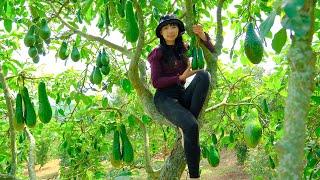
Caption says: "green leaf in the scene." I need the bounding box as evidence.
[121,78,132,94]
[272,28,287,54]
[229,130,235,143]
[151,0,166,11]
[99,125,106,136]
[101,97,108,108]
[82,0,94,15]
[127,114,136,126]
[316,127,320,138]
[220,136,230,145]
[237,106,242,117]
[7,59,23,69]
[259,11,276,39]
[56,93,61,104]
[142,114,151,124]
[77,10,83,24]
[269,156,275,169]
[65,97,71,105]
[3,61,17,75]
[4,19,12,32]
[5,2,14,18]
[262,99,269,114]
[58,109,65,116]
[94,171,105,179]
[311,96,320,104]
[211,133,218,144]
[76,35,81,46]
[219,128,225,139]
[307,152,317,168]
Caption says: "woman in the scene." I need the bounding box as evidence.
[148,14,215,179]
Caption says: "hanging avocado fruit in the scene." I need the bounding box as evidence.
[24,25,36,47]
[38,81,52,124]
[125,1,139,43]
[93,67,103,85]
[58,41,69,60]
[39,18,51,40]
[120,124,134,164]
[28,46,38,58]
[91,48,112,85]
[190,35,197,70]
[97,13,105,29]
[96,51,103,68]
[71,45,81,62]
[14,93,25,131]
[105,7,110,27]
[190,35,205,70]
[22,87,37,128]
[111,129,122,168]
[101,48,109,66]
[90,67,95,84]
[191,47,198,70]
[100,65,110,76]
[244,22,264,64]
[116,0,126,18]
[32,55,40,64]
[244,120,262,148]
[197,47,205,69]
[207,145,220,167]
[34,36,45,55]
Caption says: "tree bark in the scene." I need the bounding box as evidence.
[159,141,186,180]
[25,128,36,180]
[0,65,17,177]
[277,0,316,179]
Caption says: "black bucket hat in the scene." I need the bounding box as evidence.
[156,14,185,38]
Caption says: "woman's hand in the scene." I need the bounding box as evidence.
[179,63,199,81]
[192,25,207,41]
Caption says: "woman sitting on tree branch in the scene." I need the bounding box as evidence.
[148,14,215,179]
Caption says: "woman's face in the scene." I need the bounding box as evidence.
[160,23,179,45]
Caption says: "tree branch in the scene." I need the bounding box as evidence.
[25,127,36,180]
[0,64,17,177]
[48,0,69,22]
[0,174,15,180]
[131,114,160,178]
[47,1,130,56]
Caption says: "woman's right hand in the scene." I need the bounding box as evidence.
[179,63,199,81]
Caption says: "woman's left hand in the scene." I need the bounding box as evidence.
[192,25,207,41]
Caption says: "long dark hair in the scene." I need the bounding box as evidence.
[159,33,188,67]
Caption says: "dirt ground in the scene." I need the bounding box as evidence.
[180,149,249,180]
[28,148,248,180]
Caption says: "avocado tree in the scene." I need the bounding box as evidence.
[0,0,319,179]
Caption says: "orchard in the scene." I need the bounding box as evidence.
[0,0,319,179]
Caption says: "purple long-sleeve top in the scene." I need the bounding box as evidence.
[148,33,215,89]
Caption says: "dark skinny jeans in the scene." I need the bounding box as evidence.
[154,70,211,178]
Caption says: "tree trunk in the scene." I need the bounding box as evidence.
[277,1,316,179]
[159,140,186,180]
[25,128,36,180]
[0,65,17,177]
